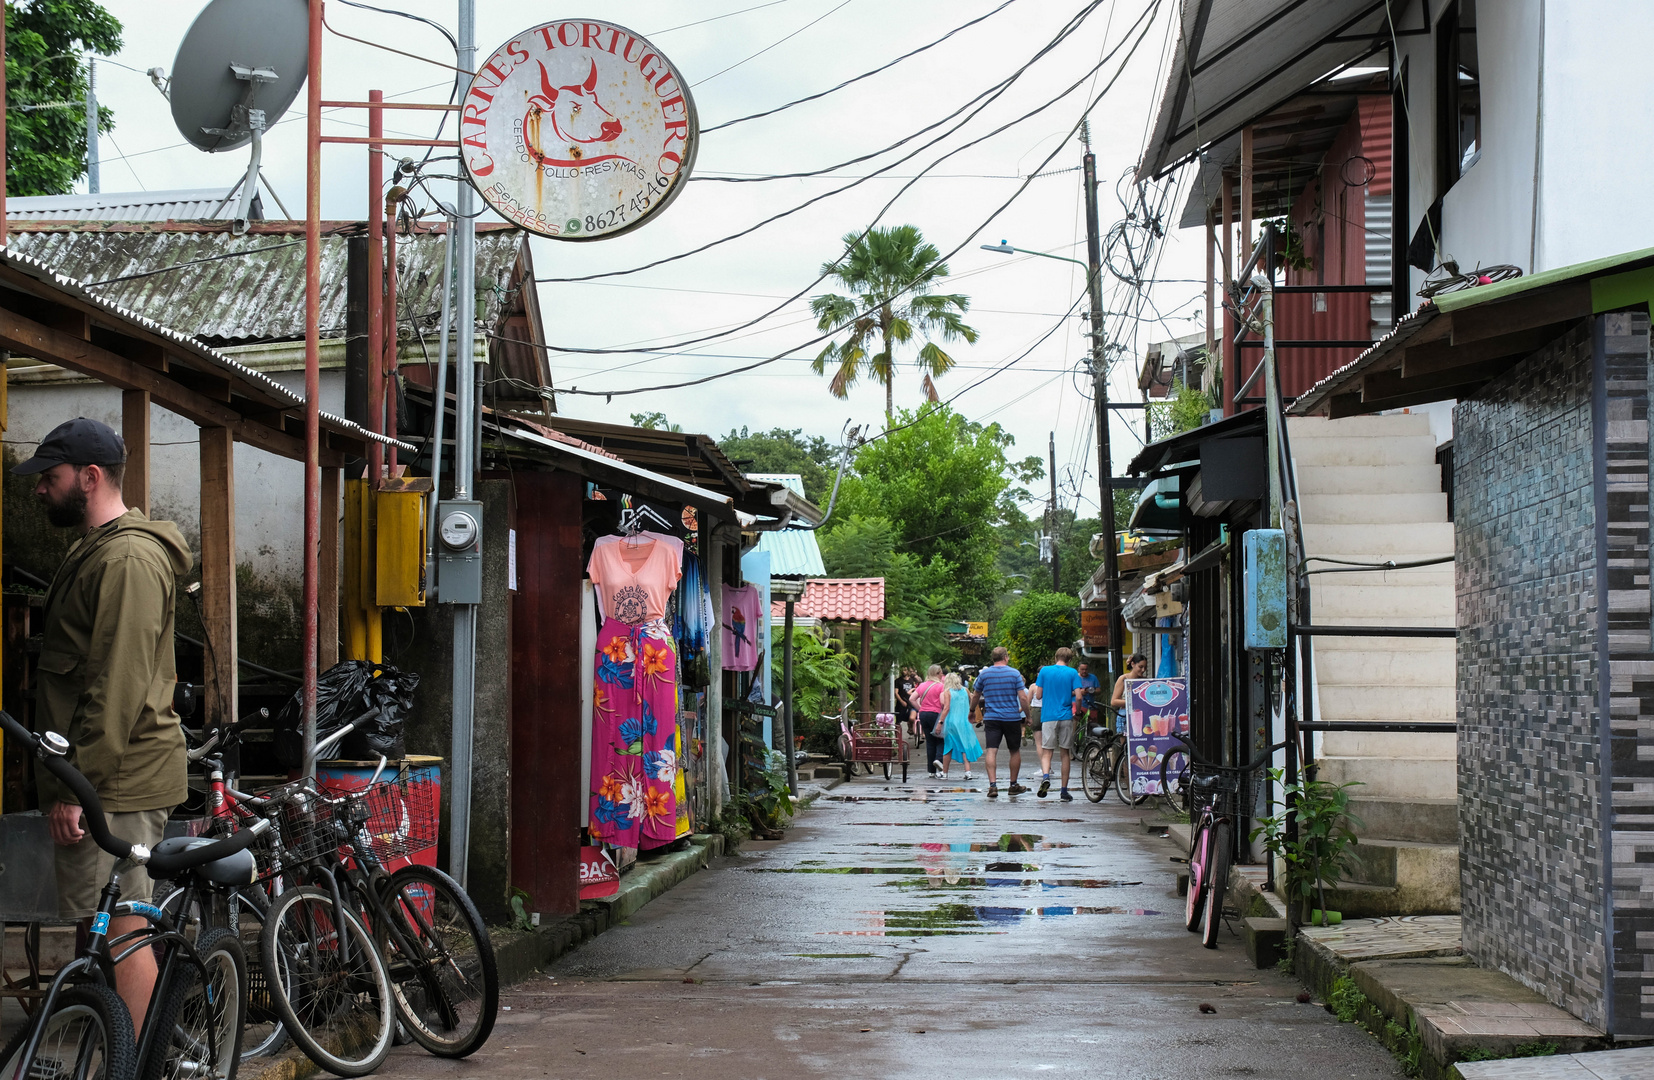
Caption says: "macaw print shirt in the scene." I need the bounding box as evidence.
[588,534,684,849]
[720,584,762,672]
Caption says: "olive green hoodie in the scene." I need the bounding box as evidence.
[36,508,193,812]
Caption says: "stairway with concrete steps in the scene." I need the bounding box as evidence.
[1288,413,1459,915]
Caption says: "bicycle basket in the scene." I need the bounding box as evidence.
[1185,763,1267,819]
[332,777,439,863]
[249,777,343,879]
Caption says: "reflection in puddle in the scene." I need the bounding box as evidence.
[824,903,1163,936]
[857,836,1077,851]
[887,877,1144,890]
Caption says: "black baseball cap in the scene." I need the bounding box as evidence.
[12,417,126,475]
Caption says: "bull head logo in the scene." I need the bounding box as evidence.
[524,59,624,166]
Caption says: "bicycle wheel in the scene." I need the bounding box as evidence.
[1158,753,1191,817]
[154,886,287,1061]
[0,983,137,1080]
[1201,821,1233,949]
[1112,748,1147,806]
[144,927,246,1080]
[1184,821,1211,931]
[376,865,499,1058]
[1079,744,1108,803]
[261,885,395,1077]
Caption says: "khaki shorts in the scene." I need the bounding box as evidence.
[54,807,170,919]
[1040,720,1075,753]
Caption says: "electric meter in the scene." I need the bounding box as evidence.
[434,500,483,603]
[439,508,479,550]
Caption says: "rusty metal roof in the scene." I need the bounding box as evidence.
[7,188,242,222]
[0,244,410,456]
[5,222,526,346]
[797,578,886,622]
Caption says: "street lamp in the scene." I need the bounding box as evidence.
[981,241,1091,274]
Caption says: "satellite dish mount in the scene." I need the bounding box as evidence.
[200,63,277,234]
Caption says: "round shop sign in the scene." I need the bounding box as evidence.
[460,19,698,241]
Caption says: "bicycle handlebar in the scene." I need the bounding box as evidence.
[0,709,269,873]
[1165,729,1288,774]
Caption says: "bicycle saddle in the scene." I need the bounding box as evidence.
[1192,773,1234,793]
[150,835,258,887]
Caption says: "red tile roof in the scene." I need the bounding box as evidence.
[795,578,885,622]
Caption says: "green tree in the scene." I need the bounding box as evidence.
[719,426,840,506]
[770,625,855,754]
[832,405,1016,613]
[6,1,122,196]
[819,514,960,615]
[995,592,1080,673]
[810,224,978,422]
[630,411,681,431]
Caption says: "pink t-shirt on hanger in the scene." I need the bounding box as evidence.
[588,532,683,624]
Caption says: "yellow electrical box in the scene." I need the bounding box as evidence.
[375,489,427,607]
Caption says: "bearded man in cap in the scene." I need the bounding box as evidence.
[15,416,193,1031]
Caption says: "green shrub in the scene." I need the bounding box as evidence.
[1329,976,1368,1023]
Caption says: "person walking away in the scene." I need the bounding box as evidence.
[1111,653,1150,731]
[17,417,192,1033]
[1031,647,1084,799]
[1077,662,1102,729]
[913,665,947,777]
[895,666,918,728]
[937,672,983,780]
[971,647,1030,798]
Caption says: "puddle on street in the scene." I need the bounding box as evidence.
[856,836,1076,851]
[822,902,1164,936]
[789,953,879,959]
[886,877,1144,889]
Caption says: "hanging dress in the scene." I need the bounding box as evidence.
[941,686,984,764]
[587,533,683,849]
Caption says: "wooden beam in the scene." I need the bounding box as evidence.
[199,426,238,730]
[1400,325,1567,378]
[122,389,149,515]
[1361,357,1509,401]
[0,305,323,463]
[319,466,341,671]
[1205,207,1216,388]
[1240,126,1254,264]
[1447,283,1592,345]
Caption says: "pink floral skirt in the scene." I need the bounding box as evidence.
[590,618,679,849]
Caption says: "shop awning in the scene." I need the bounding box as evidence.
[1136,0,1402,182]
[1129,476,1183,532]
[1290,246,1654,417]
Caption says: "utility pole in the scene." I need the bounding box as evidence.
[449,0,479,889]
[85,55,99,194]
[1082,126,1124,682]
[1048,431,1060,592]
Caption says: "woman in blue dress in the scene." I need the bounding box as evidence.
[938,672,984,780]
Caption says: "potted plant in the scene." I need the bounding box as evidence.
[1262,217,1314,273]
[1252,769,1363,926]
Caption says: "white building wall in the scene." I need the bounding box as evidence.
[5,370,346,583]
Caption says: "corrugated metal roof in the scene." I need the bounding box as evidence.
[1139,0,1398,181]
[0,244,409,451]
[756,527,826,578]
[797,578,885,622]
[747,472,806,496]
[7,188,240,222]
[5,224,525,346]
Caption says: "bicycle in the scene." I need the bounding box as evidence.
[257,754,497,1074]
[1076,708,1127,803]
[1159,731,1284,948]
[0,710,270,1080]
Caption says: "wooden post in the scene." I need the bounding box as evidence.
[1221,170,1235,415]
[1205,208,1217,393]
[121,390,149,515]
[1240,126,1254,269]
[199,427,238,730]
[859,618,872,724]
[319,466,341,670]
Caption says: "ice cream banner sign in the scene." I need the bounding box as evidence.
[1124,677,1190,796]
[461,19,699,240]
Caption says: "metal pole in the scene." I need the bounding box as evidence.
[384,186,400,474]
[84,55,98,194]
[426,222,454,572]
[1048,431,1060,591]
[1083,148,1124,683]
[782,599,797,797]
[301,0,323,775]
[1261,278,1282,529]
[448,0,478,888]
[366,90,384,482]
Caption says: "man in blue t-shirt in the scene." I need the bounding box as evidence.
[1031,647,1084,800]
[971,646,1029,799]
[1077,662,1102,716]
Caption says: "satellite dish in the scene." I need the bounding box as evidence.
[169,0,308,154]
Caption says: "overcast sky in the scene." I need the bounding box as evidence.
[87,0,1205,522]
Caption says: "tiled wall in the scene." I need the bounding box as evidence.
[1456,321,1607,1028]
[1602,311,1654,1036]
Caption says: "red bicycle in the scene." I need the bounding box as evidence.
[1161,732,1283,948]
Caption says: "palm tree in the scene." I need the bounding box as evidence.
[810,225,979,422]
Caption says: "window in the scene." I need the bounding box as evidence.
[1436,0,1481,193]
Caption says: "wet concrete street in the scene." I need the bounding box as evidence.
[387,760,1402,1079]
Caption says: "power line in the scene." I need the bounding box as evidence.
[652,0,803,36]
[692,0,858,88]
[699,0,1021,133]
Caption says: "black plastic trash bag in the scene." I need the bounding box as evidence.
[273,660,420,768]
